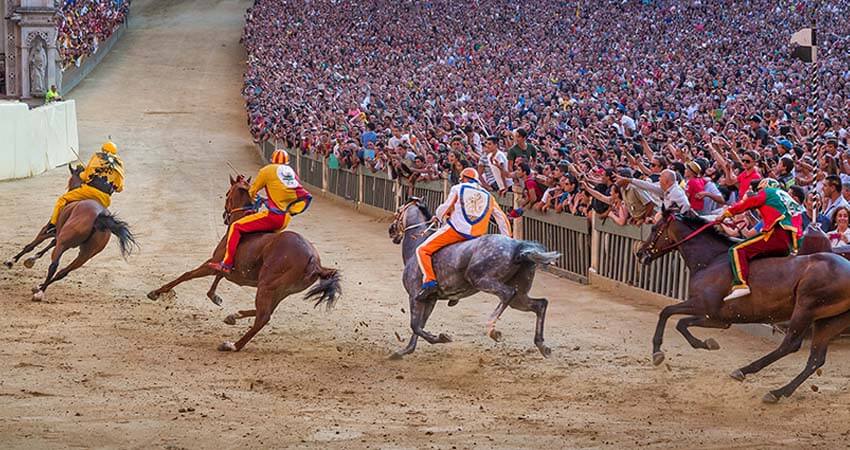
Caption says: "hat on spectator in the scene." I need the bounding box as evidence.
[686,160,703,176]
[777,137,794,150]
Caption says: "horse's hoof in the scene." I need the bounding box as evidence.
[218,341,237,352]
[3,260,13,269]
[388,351,404,360]
[537,344,552,358]
[32,286,41,294]
[146,291,160,301]
[762,391,780,404]
[208,294,223,307]
[23,258,36,269]
[730,369,746,382]
[652,351,665,366]
[32,290,44,302]
[704,338,720,350]
[223,315,237,326]
[437,333,452,343]
[487,329,503,342]
[448,299,459,307]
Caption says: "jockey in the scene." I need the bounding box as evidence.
[208,150,311,274]
[47,141,124,233]
[414,167,513,302]
[721,178,801,301]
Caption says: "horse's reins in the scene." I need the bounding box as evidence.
[653,216,745,254]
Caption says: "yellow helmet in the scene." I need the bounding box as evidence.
[271,149,289,164]
[101,141,118,154]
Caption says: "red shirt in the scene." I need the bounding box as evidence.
[525,178,544,202]
[685,177,707,211]
[736,168,761,200]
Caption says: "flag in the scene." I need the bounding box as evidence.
[790,28,817,63]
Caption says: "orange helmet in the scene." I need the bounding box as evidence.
[460,167,480,182]
[271,149,289,164]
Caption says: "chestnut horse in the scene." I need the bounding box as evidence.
[147,175,341,352]
[4,164,136,301]
[636,210,850,403]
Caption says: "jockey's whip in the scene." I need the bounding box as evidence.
[68,146,83,164]
[226,161,242,178]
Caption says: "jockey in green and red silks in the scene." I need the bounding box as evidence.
[722,178,802,301]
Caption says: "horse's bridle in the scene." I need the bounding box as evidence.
[391,200,438,241]
[223,204,255,225]
[646,214,736,257]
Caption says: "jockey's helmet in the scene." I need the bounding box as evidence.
[460,167,480,182]
[758,178,780,190]
[271,149,289,165]
[101,141,118,154]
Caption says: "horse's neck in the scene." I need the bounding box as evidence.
[677,232,730,273]
[401,223,434,264]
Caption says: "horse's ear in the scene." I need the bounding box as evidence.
[246,176,252,185]
[229,175,236,186]
[68,163,74,174]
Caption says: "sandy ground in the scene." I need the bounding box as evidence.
[2,0,850,448]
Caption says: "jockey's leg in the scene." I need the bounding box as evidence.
[726,233,769,300]
[48,185,111,226]
[220,211,284,267]
[414,226,467,300]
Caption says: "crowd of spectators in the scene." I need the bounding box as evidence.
[56,0,130,70]
[242,0,850,241]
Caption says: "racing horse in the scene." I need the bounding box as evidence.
[4,164,136,301]
[636,209,850,403]
[147,175,341,352]
[387,198,560,359]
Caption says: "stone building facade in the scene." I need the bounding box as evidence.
[2,0,60,99]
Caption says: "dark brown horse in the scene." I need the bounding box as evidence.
[636,210,850,403]
[4,164,136,301]
[799,224,850,260]
[147,175,341,352]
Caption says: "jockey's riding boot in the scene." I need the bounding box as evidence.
[415,281,439,302]
[206,261,233,274]
[723,285,751,301]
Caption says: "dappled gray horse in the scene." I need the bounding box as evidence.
[388,198,560,359]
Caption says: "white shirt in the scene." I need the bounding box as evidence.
[629,178,691,213]
[480,150,513,190]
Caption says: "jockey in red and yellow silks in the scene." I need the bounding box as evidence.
[208,150,311,274]
[722,178,801,301]
[48,141,124,231]
[414,168,512,302]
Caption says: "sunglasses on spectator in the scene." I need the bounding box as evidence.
[742,159,754,164]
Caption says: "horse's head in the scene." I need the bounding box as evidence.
[799,223,831,255]
[635,208,694,265]
[223,174,253,225]
[67,163,84,191]
[389,197,431,245]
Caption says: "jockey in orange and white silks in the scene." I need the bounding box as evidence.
[208,149,311,274]
[414,167,512,301]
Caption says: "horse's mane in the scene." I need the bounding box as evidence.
[675,212,737,247]
[413,202,432,221]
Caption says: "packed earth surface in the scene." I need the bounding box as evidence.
[3,0,850,448]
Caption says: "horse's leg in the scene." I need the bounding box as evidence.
[206,275,225,306]
[651,302,699,366]
[223,309,256,325]
[675,316,730,350]
[730,311,811,381]
[147,259,215,300]
[504,294,551,357]
[390,296,427,359]
[32,243,69,301]
[763,310,850,403]
[219,287,280,352]
[470,277,516,341]
[410,297,450,345]
[24,240,56,268]
[44,233,109,289]
[5,227,51,268]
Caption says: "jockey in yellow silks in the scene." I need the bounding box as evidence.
[208,150,312,274]
[48,141,124,231]
[414,167,512,301]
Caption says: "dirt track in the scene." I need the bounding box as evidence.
[2,0,850,448]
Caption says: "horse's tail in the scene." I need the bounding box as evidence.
[513,240,560,266]
[304,260,342,310]
[94,211,138,259]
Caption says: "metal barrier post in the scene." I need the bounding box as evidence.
[590,211,600,273]
[357,166,364,206]
[321,156,328,192]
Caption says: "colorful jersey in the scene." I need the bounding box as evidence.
[436,182,511,238]
[728,187,800,237]
[81,152,124,195]
[250,164,311,213]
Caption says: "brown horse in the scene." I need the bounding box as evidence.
[799,224,850,260]
[636,210,850,403]
[147,175,341,352]
[4,164,136,301]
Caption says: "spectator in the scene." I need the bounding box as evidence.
[515,162,543,210]
[828,207,850,248]
[823,175,849,221]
